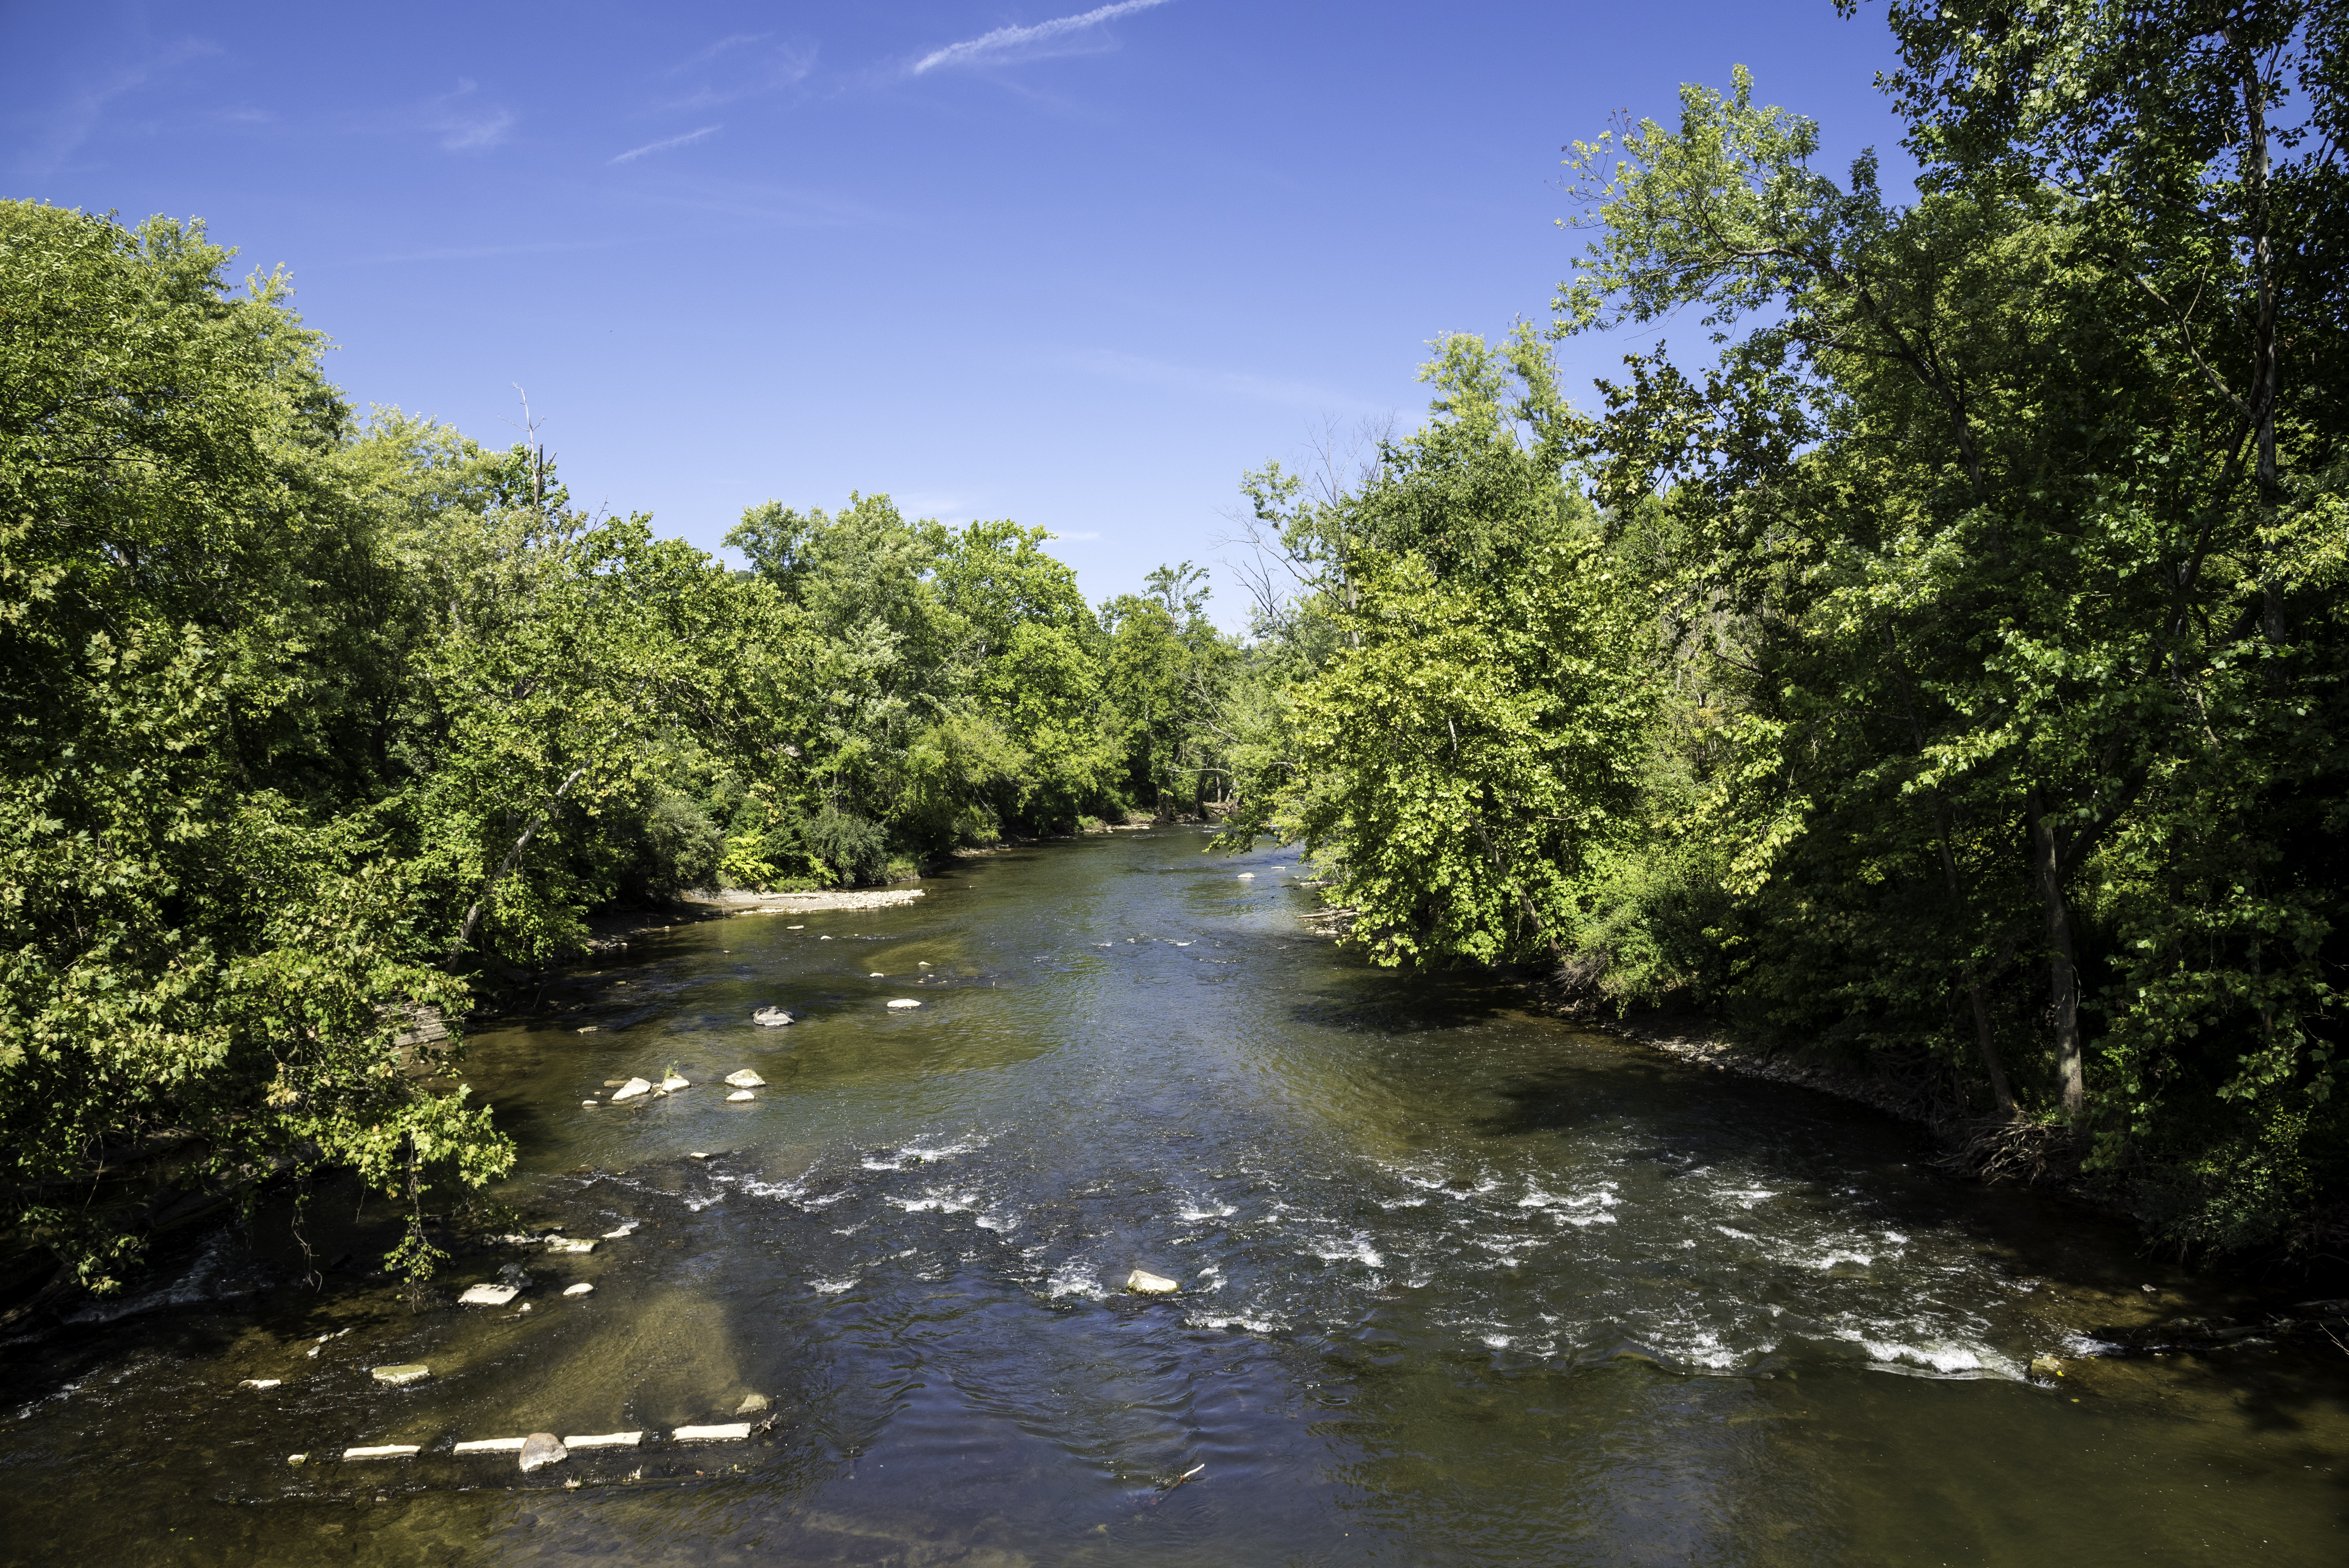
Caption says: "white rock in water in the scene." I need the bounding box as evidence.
[660,1074,690,1091]
[886,998,921,1009]
[581,1100,599,1107]
[725,1069,766,1087]
[371,1363,430,1386]
[519,1432,568,1473]
[545,1237,596,1254]
[917,960,931,968]
[728,1090,755,1101]
[752,1007,794,1027]
[736,1392,770,1415]
[576,1026,599,1033]
[1125,1269,1180,1295]
[1235,872,1255,879]
[564,1282,594,1297]
[868,971,885,977]
[672,1422,753,1442]
[818,935,832,940]
[610,1077,653,1101]
[452,1437,527,1454]
[458,1283,519,1307]
[239,1378,282,1390]
[601,1222,637,1239]
[564,1431,642,1450]
[342,1444,421,1461]
[287,1454,307,1465]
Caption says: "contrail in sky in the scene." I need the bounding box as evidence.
[610,125,720,164]
[913,0,1174,74]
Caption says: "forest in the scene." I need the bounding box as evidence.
[3,0,2343,1301]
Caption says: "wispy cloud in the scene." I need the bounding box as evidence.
[1069,349,1390,416]
[423,79,515,151]
[18,37,218,177]
[659,33,816,109]
[611,125,721,164]
[913,0,1175,75]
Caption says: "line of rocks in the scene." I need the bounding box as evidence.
[315,1394,775,1472]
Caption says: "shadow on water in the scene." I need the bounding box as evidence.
[2,828,2346,1566]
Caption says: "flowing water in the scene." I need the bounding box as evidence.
[4,829,2346,1565]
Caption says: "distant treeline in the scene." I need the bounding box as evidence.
[1217,5,2348,1259]
[0,199,1234,1295]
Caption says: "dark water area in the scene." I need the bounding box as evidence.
[4,829,2346,1565]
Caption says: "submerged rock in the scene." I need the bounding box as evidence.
[564,1282,594,1297]
[458,1283,519,1307]
[752,1007,795,1026]
[1125,1270,1180,1295]
[610,1077,653,1102]
[601,1222,638,1239]
[725,1069,766,1087]
[728,1090,755,1101]
[736,1392,771,1415]
[545,1237,596,1254]
[371,1363,430,1386]
[2030,1354,2066,1379]
[519,1432,568,1473]
[238,1378,282,1390]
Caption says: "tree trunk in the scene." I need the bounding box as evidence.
[2026,786,2086,1117]
[447,764,589,965]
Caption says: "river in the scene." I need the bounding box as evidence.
[4,828,2344,1564]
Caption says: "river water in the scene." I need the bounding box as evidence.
[4,829,2345,1565]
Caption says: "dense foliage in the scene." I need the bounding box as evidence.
[1226,2,2347,1256]
[0,203,1233,1295]
[5,0,2338,1296]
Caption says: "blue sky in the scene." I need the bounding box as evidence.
[5,1,1910,621]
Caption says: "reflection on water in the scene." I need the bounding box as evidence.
[3,830,2345,1566]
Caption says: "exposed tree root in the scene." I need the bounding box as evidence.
[1929,1114,2077,1187]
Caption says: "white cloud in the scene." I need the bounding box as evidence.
[611,125,721,164]
[913,0,1175,75]
[424,80,515,151]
